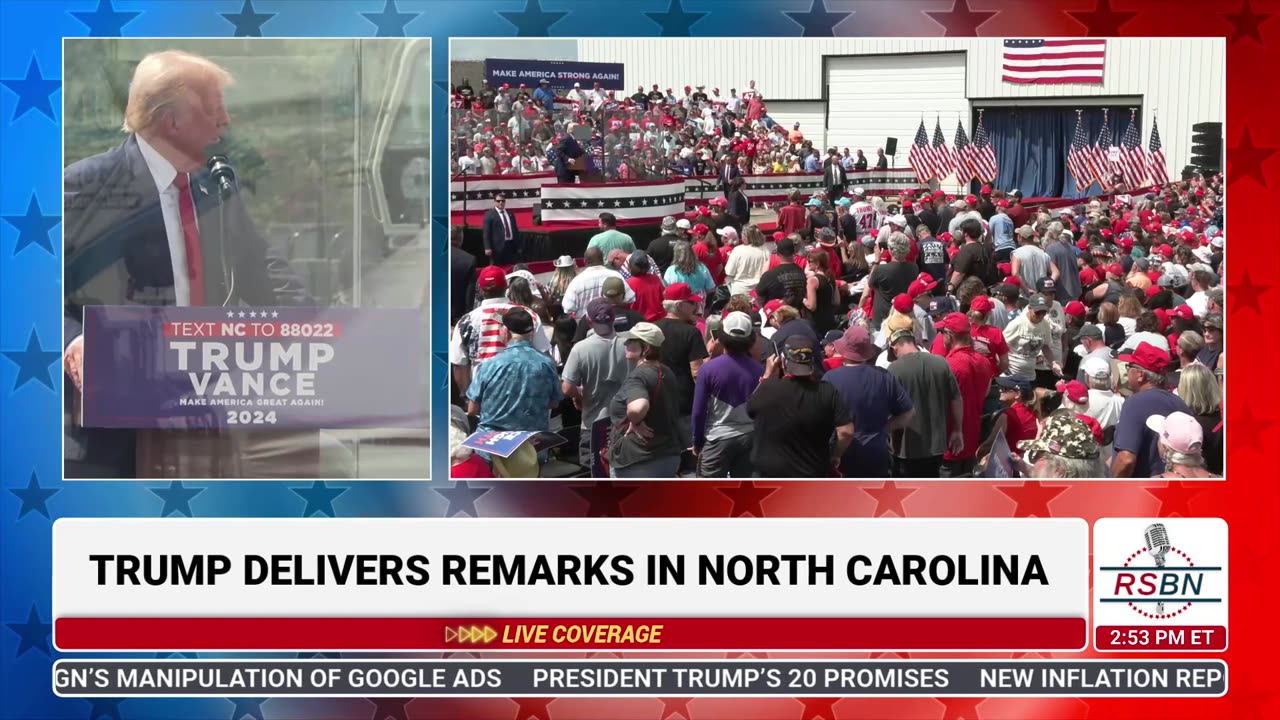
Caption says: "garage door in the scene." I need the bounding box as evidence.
[825,53,968,181]
[765,100,826,153]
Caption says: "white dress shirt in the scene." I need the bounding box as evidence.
[136,133,197,306]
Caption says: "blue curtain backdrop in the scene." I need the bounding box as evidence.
[975,106,1139,199]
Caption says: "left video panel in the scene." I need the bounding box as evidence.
[61,38,431,480]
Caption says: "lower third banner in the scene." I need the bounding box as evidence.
[80,306,427,430]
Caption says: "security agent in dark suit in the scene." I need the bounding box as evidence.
[717,155,741,199]
[482,193,521,266]
[450,225,477,324]
[823,149,847,202]
[62,50,312,478]
[727,176,750,225]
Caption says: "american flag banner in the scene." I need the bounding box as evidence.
[1002,39,1106,84]
[1118,111,1148,187]
[1066,110,1094,192]
[1088,112,1115,187]
[953,119,975,183]
[1148,115,1169,185]
[908,119,936,182]
[971,111,998,184]
[931,117,955,181]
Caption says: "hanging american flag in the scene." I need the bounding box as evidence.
[1002,39,1106,84]
[1066,111,1094,192]
[1088,114,1115,187]
[1147,115,1169,185]
[971,111,998,183]
[908,119,936,182]
[931,117,954,180]
[1118,111,1148,187]
[953,119,975,183]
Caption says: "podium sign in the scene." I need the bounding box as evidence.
[81,306,427,430]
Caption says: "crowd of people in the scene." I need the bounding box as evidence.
[450,77,891,181]
[450,171,1226,480]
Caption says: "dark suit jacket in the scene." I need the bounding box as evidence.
[823,160,847,189]
[482,208,520,257]
[728,190,750,226]
[451,246,477,324]
[62,134,310,477]
[717,164,741,194]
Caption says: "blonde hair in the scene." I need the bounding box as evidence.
[1177,362,1220,415]
[123,50,233,133]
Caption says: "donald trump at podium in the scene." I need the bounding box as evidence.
[62,50,311,478]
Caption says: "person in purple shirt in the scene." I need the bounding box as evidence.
[822,326,915,478]
[691,312,764,478]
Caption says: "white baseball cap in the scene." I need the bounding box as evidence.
[1080,356,1111,379]
[851,187,865,196]
[676,219,691,229]
[721,311,754,338]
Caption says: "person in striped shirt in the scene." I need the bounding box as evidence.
[449,265,550,398]
[560,246,636,317]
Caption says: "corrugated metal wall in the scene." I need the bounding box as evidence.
[576,38,1224,180]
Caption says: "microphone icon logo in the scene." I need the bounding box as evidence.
[1143,523,1171,614]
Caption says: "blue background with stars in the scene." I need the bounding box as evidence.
[1,1,1274,720]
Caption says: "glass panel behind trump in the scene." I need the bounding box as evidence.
[62,38,431,480]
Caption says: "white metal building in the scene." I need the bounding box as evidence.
[576,38,1224,181]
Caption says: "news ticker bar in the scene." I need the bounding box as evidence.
[52,660,1227,697]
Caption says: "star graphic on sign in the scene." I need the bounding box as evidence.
[798,697,840,720]
[221,0,276,37]
[239,311,247,318]
[6,605,52,658]
[499,0,568,36]
[784,0,853,37]
[511,697,555,720]
[228,697,268,720]
[1143,480,1204,518]
[4,194,59,255]
[629,199,637,206]
[861,481,916,517]
[938,696,985,720]
[1228,124,1277,187]
[1221,0,1271,44]
[2,328,61,391]
[613,200,622,207]
[248,311,257,318]
[996,481,1067,518]
[580,200,589,207]
[659,697,692,719]
[150,481,204,518]
[925,0,997,37]
[227,311,236,318]
[86,698,125,720]
[646,0,706,36]
[70,0,141,36]
[1227,397,1279,455]
[570,481,638,517]
[1,56,61,122]
[292,481,348,518]
[1230,267,1273,315]
[1065,0,1137,36]
[360,0,420,37]
[10,471,59,520]
[435,481,489,518]
[367,697,413,720]
[718,481,779,518]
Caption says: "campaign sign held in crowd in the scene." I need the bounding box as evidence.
[80,307,427,430]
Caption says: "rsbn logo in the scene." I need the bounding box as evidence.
[1099,523,1223,620]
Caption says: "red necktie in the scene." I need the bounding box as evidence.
[173,173,205,305]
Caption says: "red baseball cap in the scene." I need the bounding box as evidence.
[892,293,913,314]
[970,295,995,314]
[908,278,937,298]
[1118,341,1170,374]
[938,232,952,242]
[1076,237,1089,250]
[1117,237,1133,250]
[903,200,914,210]
[692,223,709,236]
[761,299,785,321]
[996,199,1009,208]
[934,312,972,334]
[772,231,786,241]
[1077,267,1098,286]
[1145,284,1162,298]
[664,282,703,304]
[980,185,992,194]
[1063,300,1087,319]
[1106,262,1124,278]
[1003,276,1021,288]
[1152,308,1171,332]
[996,262,1012,276]
[964,194,977,205]
[1100,228,1112,238]
[1056,380,1088,405]
[1171,304,1194,321]
[932,190,945,199]
[477,265,507,291]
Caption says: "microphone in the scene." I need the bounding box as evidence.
[206,155,236,198]
[1143,523,1171,614]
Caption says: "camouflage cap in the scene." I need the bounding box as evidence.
[1018,415,1100,461]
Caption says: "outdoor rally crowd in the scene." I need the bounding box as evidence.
[449,77,890,180]
[447,77,1225,480]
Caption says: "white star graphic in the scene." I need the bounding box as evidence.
[629,199,637,206]
[271,311,279,318]
[580,200,588,207]
[238,311,246,318]
[226,311,235,318]
[614,200,622,207]
[248,311,257,318]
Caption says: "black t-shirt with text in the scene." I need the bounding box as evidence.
[748,377,851,478]
[916,237,949,285]
[756,262,808,308]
